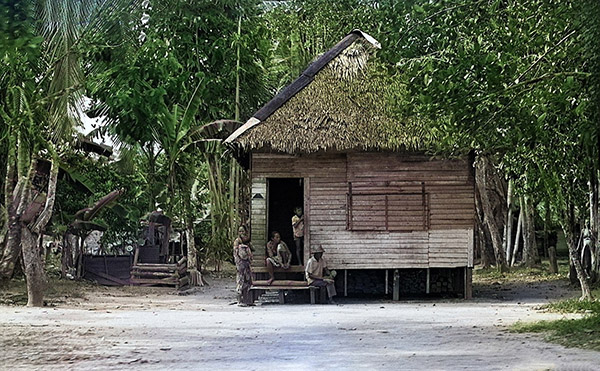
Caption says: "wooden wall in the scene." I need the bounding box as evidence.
[249,152,475,269]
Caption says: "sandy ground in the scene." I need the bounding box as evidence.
[1,275,600,371]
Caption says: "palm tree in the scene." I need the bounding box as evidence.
[0,0,139,306]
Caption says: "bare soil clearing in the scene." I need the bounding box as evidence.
[1,272,600,370]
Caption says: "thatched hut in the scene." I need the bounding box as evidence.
[226,30,474,298]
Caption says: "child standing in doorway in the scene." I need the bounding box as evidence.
[292,206,304,265]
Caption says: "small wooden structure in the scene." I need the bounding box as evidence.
[226,30,475,299]
[130,212,190,290]
[83,255,133,286]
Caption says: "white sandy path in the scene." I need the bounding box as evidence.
[2,291,600,371]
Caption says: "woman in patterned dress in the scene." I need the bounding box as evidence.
[233,225,254,306]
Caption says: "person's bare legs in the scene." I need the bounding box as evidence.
[281,251,291,269]
[266,259,275,285]
[294,238,303,265]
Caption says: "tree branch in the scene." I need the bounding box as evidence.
[511,29,577,88]
[31,149,59,234]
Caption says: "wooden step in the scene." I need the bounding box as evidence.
[133,263,177,270]
[251,285,310,291]
[252,265,305,273]
[130,277,178,285]
[131,271,176,278]
[252,280,308,287]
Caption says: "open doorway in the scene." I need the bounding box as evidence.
[268,178,304,265]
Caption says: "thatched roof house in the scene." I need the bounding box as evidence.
[226,30,474,299]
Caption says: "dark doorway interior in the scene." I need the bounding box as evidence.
[268,178,304,265]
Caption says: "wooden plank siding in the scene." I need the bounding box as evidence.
[250,152,475,269]
[250,176,267,266]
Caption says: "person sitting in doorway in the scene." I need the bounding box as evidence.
[305,245,337,304]
[265,231,291,285]
[291,206,304,265]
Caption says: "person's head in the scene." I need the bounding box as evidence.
[238,225,248,238]
[313,245,324,261]
[294,206,303,216]
[270,231,281,243]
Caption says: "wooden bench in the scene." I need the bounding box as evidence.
[250,279,325,304]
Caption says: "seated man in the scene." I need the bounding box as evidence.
[305,245,336,304]
[265,231,291,285]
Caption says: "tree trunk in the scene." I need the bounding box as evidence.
[562,201,593,300]
[475,183,495,268]
[521,195,540,267]
[145,145,158,211]
[184,189,202,286]
[505,180,515,263]
[22,156,59,306]
[0,149,19,280]
[511,207,523,266]
[548,246,558,274]
[0,205,22,279]
[543,198,550,260]
[61,233,75,278]
[475,156,508,272]
[21,226,46,306]
[590,169,599,282]
[186,227,202,286]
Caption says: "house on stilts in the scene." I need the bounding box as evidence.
[225,30,475,299]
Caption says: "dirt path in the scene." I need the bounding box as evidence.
[1,275,599,370]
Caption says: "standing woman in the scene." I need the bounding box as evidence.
[233,225,254,306]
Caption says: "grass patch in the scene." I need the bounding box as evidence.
[545,297,600,314]
[512,286,600,351]
[511,314,600,351]
[0,277,94,306]
[474,259,569,284]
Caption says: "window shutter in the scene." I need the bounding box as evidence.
[347,183,429,232]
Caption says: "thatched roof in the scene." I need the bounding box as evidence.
[225,30,431,154]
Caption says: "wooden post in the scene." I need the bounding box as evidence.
[344,269,348,297]
[278,290,285,304]
[464,267,473,299]
[310,287,316,304]
[385,269,388,295]
[393,269,400,301]
[304,177,310,262]
[426,268,430,294]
